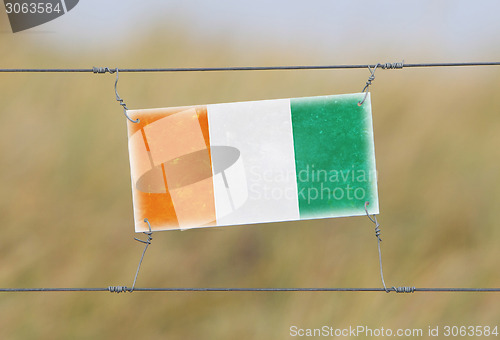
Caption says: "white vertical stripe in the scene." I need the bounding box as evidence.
[60,0,68,13]
[208,99,299,227]
[224,156,248,209]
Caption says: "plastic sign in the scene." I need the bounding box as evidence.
[126,93,379,232]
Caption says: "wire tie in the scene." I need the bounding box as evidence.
[108,219,153,294]
[364,201,389,292]
[93,66,138,123]
[113,68,139,123]
[358,60,404,105]
[365,202,415,294]
[358,64,378,106]
[129,219,154,293]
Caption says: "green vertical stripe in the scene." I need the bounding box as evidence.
[290,93,378,219]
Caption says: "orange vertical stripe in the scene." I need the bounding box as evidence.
[195,106,211,151]
[160,163,169,193]
[140,128,151,151]
[128,105,216,231]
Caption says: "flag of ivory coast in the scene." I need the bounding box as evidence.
[127,93,378,232]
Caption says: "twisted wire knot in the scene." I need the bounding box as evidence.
[380,61,404,69]
[92,67,116,74]
[115,90,129,111]
[358,64,378,105]
[364,202,382,242]
[108,286,129,293]
[362,69,376,93]
[374,222,382,242]
[391,286,416,293]
[134,219,153,245]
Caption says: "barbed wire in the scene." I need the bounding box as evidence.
[0,61,499,73]
[0,287,499,293]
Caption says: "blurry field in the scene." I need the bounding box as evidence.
[1,18,500,340]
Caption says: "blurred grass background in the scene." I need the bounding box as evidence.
[0,3,500,339]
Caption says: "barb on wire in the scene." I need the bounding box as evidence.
[364,201,415,294]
